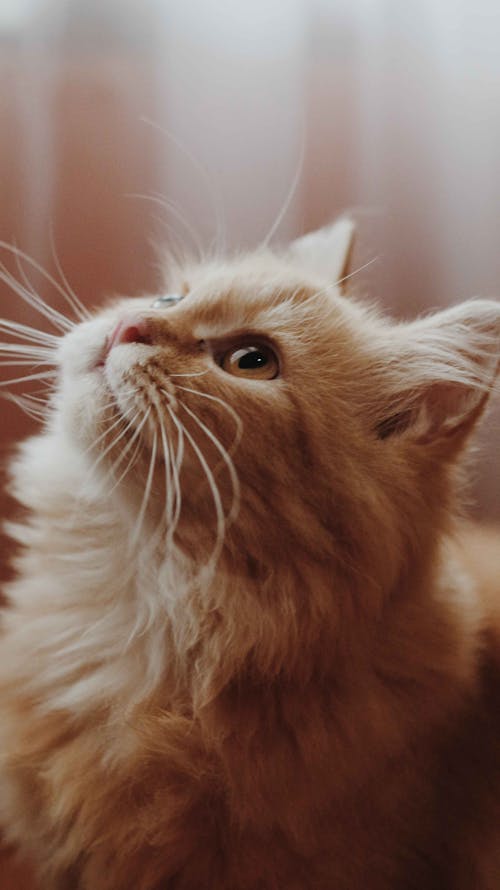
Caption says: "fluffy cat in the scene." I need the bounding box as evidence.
[0,218,499,889]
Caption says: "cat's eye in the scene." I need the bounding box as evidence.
[151,293,184,309]
[220,343,279,379]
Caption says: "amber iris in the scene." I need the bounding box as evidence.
[221,344,279,379]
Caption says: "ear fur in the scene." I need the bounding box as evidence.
[288,216,355,290]
[378,299,500,450]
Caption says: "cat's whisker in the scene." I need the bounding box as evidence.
[129,427,158,550]
[126,196,189,269]
[174,386,243,449]
[168,370,208,379]
[334,255,379,291]
[126,192,204,263]
[76,392,141,458]
[49,227,92,322]
[12,245,74,334]
[67,408,144,527]
[15,391,47,404]
[157,412,176,550]
[259,127,305,250]
[1,392,49,421]
[0,319,59,346]
[159,393,185,541]
[151,214,191,271]
[1,240,84,328]
[0,361,56,370]
[81,409,126,460]
[0,344,56,363]
[0,370,57,387]
[167,404,225,572]
[176,398,241,527]
[0,261,72,333]
[151,190,206,262]
[83,407,140,486]
[298,257,381,314]
[170,406,184,537]
[140,116,227,259]
[103,406,152,489]
[0,343,55,359]
[11,244,78,332]
[106,423,145,495]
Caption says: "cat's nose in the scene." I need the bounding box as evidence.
[106,315,152,353]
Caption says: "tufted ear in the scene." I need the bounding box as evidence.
[376,300,500,452]
[288,216,355,290]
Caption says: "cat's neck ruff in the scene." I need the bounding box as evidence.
[3,426,481,751]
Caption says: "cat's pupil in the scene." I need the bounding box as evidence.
[238,350,267,369]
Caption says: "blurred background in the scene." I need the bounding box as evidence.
[0,1,499,883]
[0,0,499,553]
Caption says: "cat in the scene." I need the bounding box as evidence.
[0,217,499,889]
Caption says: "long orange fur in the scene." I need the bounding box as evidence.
[0,219,499,889]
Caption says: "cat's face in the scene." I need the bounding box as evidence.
[57,253,371,562]
[53,220,499,587]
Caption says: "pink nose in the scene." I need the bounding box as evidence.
[106,315,152,353]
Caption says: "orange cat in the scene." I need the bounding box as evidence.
[0,219,498,889]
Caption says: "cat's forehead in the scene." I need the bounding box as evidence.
[168,252,337,337]
[181,253,309,300]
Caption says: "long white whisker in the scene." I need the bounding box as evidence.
[0,262,72,332]
[168,370,208,379]
[170,407,184,536]
[0,342,55,357]
[151,191,206,261]
[74,393,140,468]
[11,244,76,331]
[260,128,305,249]
[177,398,240,526]
[0,319,59,346]
[1,392,48,421]
[130,426,158,549]
[167,404,225,571]
[107,426,144,494]
[125,195,187,266]
[335,255,379,290]
[158,412,175,548]
[69,408,146,522]
[0,370,57,387]
[49,226,92,322]
[82,409,125,459]
[174,386,242,447]
[302,257,380,311]
[0,241,81,328]
[126,192,204,262]
[84,408,140,482]
[277,256,381,324]
[140,116,227,257]
[0,360,55,368]
[103,406,152,491]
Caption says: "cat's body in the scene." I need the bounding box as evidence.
[0,220,499,888]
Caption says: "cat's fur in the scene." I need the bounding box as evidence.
[0,219,499,889]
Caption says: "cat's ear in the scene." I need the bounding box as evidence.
[288,216,355,289]
[376,300,500,452]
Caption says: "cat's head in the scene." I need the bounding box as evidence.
[37,219,500,592]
